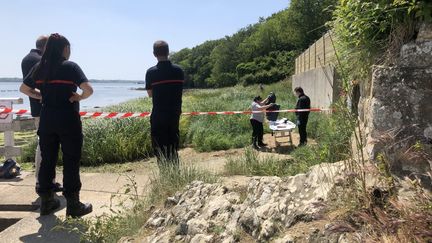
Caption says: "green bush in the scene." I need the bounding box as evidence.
[292,104,355,166]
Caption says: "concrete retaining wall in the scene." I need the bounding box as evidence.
[291,65,339,108]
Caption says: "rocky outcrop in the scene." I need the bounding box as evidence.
[135,162,347,243]
[360,22,432,187]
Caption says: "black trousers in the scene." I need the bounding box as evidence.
[150,112,180,166]
[37,109,82,197]
[298,119,308,145]
[250,119,264,143]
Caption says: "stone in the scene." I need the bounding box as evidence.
[175,222,188,235]
[239,207,260,235]
[274,234,295,243]
[147,230,172,243]
[137,161,346,242]
[361,32,432,187]
[187,218,209,235]
[165,196,178,208]
[417,22,432,41]
[190,234,213,243]
[148,217,165,227]
[259,219,277,240]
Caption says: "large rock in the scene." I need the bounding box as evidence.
[362,23,432,186]
[139,162,346,242]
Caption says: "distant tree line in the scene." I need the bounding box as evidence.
[170,0,337,88]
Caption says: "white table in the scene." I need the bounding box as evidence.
[269,119,296,147]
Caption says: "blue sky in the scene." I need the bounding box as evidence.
[0,0,289,80]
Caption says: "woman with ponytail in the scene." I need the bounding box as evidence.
[20,33,93,217]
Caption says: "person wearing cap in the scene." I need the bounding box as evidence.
[250,96,274,149]
[21,35,62,192]
[145,40,184,166]
[294,87,311,146]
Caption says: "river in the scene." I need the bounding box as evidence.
[0,81,148,111]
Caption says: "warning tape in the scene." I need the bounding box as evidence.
[0,108,331,119]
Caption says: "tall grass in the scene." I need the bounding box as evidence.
[20,81,298,166]
[225,147,321,177]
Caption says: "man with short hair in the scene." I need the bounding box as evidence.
[21,35,62,191]
[294,87,311,146]
[145,40,184,165]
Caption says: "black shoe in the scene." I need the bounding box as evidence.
[40,192,61,216]
[66,193,93,218]
[252,137,260,150]
[258,142,268,147]
[53,182,63,192]
[298,142,307,147]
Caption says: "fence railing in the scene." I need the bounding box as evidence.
[294,32,336,75]
[0,98,35,160]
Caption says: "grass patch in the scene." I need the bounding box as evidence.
[225,148,319,177]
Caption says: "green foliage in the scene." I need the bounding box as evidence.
[171,0,337,88]
[292,104,355,166]
[331,0,430,84]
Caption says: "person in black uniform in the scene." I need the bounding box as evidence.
[145,40,184,166]
[20,33,93,217]
[21,35,62,192]
[294,87,311,146]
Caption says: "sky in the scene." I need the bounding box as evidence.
[0,0,289,80]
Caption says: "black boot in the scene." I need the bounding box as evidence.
[252,137,259,150]
[40,192,61,216]
[258,140,267,147]
[65,193,93,218]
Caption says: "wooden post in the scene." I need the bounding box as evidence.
[323,35,326,66]
[0,98,23,159]
[303,52,306,72]
[314,43,317,69]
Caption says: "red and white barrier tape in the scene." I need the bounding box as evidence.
[0,107,332,119]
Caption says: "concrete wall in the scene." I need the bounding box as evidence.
[291,65,338,108]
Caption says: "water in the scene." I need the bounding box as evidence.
[0,81,148,111]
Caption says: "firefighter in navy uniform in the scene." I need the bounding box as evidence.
[21,35,63,192]
[20,33,93,217]
[145,40,184,166]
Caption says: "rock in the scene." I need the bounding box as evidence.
[220,235,236,243]
[187,218,209,235]
[175,222,188,235]
[417,22,432,41]
[174,235,184,241]
[360,31,432,188]
[239,207,260,235]
[190,234,213,243]
[274,234,295,243]
[259,219,277,241]
[137,161,346,242]
[165,196,178,208]
[148,217,165,227]
[146,230,172,243]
